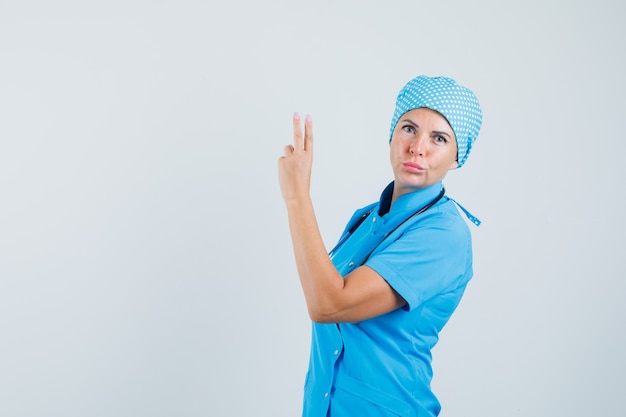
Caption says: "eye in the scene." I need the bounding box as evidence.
[434,135,448,144]
[402,124,416,134]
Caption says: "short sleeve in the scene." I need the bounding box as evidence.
[364,209,473,310]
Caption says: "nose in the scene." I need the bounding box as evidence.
[409,135,426,156]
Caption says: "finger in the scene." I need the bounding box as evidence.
[283,144,295,155]
[292,112,303,150]
[304,114,313,151]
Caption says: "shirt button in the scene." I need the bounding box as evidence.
[324,392,329,398]
[334,350,340,355]
[348,262,354,267]
[372,217,377,222]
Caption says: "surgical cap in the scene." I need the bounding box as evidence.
[389,75,482,168]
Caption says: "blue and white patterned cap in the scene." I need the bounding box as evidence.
[389,75,482,168]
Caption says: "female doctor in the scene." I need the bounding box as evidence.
[278,75,483,417]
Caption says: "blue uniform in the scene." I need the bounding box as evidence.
[303,181,474,417]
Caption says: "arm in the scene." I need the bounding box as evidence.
[278,113,406,324]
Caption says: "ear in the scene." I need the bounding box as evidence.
[448,159,459,170]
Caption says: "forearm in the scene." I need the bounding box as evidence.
[285,196,345,321]
[279,114,404,323]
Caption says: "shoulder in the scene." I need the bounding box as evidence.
[407,198,472,245]
[366,199,474,307]
[367,198,473,281]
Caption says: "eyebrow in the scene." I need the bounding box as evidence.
[401,119,452,138]
[432,130,452,139]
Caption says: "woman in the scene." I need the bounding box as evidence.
[278,75,482,417]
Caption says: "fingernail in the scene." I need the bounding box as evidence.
[305,114,312,122]
[293,112,300,119]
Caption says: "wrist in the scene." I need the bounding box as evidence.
[283,192,312,210]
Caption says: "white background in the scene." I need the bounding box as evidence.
[1,1,625,416]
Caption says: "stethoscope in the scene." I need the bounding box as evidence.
[328,187,446,261]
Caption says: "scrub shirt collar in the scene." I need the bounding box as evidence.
[377,181,444,217]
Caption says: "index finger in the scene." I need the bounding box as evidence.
[292,112,303,150]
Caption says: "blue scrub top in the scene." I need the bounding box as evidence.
[303,181,474,417]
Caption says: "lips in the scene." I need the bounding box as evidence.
[403,162,425,173]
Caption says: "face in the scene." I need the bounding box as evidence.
[389,107,458,202]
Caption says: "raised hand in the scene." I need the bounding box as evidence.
[278,112,314,204]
